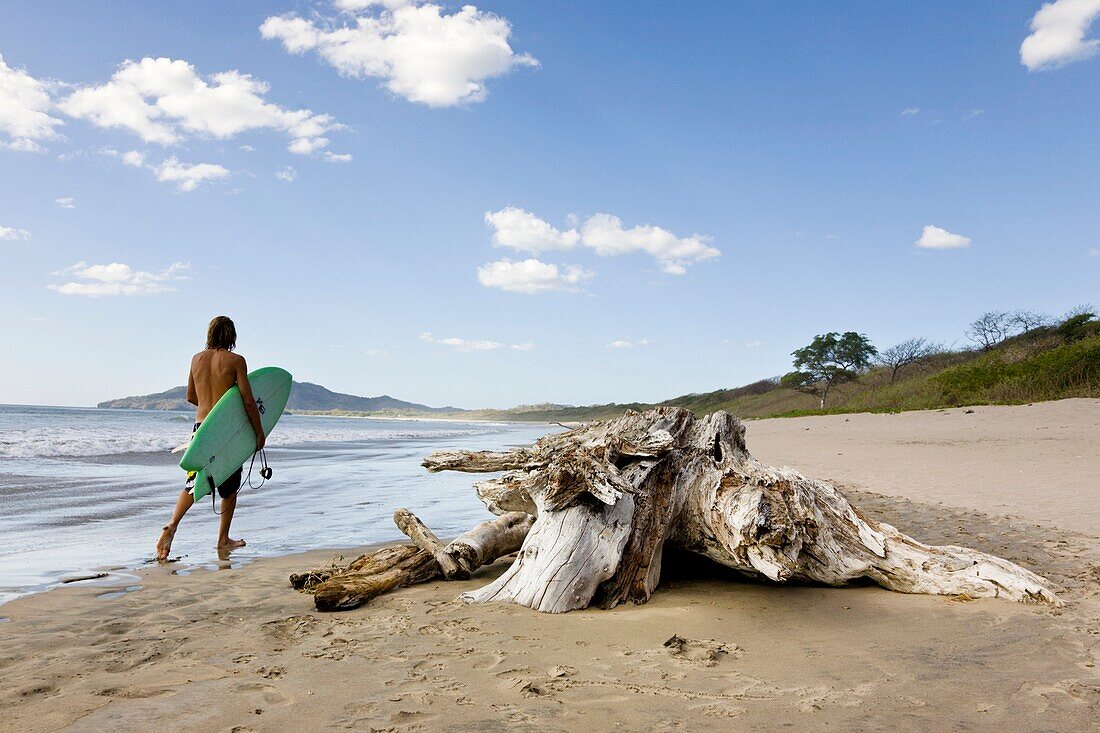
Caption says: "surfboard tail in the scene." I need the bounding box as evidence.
[190,468,216,502]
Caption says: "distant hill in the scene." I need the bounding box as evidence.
[99,313,1100,422]
[475,314,1100,422]
[98,381,464,415]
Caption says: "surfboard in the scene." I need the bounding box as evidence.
[180,366,293,501]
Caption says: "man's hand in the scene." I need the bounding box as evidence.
[255,431,266,452]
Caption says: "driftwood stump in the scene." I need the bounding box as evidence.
[295,407,1060,612]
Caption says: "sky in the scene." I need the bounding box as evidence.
[1,0,1098,409]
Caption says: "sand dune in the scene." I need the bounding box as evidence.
[1,399,1098,731]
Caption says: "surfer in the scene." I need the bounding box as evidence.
[155,316,266,561]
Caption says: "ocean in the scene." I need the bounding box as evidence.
[0,404,556,606]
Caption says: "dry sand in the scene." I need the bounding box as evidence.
[2,399,1098,732]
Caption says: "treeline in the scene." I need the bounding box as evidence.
[778,305,1099,410]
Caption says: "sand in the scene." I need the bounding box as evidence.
[1,399,1098,731]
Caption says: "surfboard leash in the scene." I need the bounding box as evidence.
[210,448,272,514]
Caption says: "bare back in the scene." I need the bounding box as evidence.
[189,349,244,421]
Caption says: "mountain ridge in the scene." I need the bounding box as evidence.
[97,380,463,415]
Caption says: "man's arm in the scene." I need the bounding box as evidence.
[235,357,266,452]
[186,367,198,406]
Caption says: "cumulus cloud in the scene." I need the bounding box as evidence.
[121,150,145,167]
[58,57,340,154]
[49,261,189,297]
[276,165,298,182]
[483,208,721,276]
[1021,0,1100,70]
[0,54,64,152]
[606,338,650,349]
[484,207,580,254]
[323,151,353,162]
[419,331,532,352]
[477,258,593,294]
[260,2,538,107]
[154,157,230,191]
[580,213,720,274]
[0,225,30,240]
[915,225,971,250]
[55,197,76,209]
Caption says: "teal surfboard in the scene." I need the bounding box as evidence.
[180,366,292,501]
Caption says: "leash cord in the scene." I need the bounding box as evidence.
[210,448,269,514]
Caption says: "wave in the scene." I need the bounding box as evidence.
[0,422,494,459]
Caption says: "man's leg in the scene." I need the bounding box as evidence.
[216,491,246,551]
[156,488,194,561]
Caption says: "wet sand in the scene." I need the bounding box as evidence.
[1,400,1098,731]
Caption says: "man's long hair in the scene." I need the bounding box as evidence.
[206,316,237,351]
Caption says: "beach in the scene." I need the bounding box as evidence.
[2,400,1098,731]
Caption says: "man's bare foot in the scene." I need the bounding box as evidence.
[155,525,176,562]
[217,538,246,551]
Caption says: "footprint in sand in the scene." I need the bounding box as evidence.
[262,615,319,643]
[233,682,292,706]
[94,685,176,699]
[663,635,740,667]
[18,683,59,699]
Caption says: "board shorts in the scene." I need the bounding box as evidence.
[184,422,243,499]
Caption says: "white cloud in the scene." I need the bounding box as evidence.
[580,213,720,274]
[276,165,298,182]
[288,136,329,155]
[915,225,971,250]
[419,331,532,352]
[722,339,763,348]
[323,151,353,162]
[900,107,921,116]
[477,258,593,294]
[55,197,76,209]
[1021,0,1100,70]
[49,261,189,297]
[0,54,63,151]
[260,2,538,107]
[121,150,145,167]
[484,207,580,253]
[1088,247,1100,257]
[606,338,650,349]
[154,157,230,191]
[481,208,721,278]
[0,226,30,241]
[964,108,985,120]
[58,57,340,154]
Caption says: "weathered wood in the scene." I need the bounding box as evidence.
[443,511,533,576]
[312,545,439,611]
[294,511,534,610]
[394,508,464,578]
[422,449,533,474]
[423,407,1060,612]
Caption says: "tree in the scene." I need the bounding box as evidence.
[1008,309,1051,334]
[964,311,1011,350]
[1056,307,1097,343]
[781,332,877,408]
[877,337,942,383]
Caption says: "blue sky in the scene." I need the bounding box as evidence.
[1,1,1097,408]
